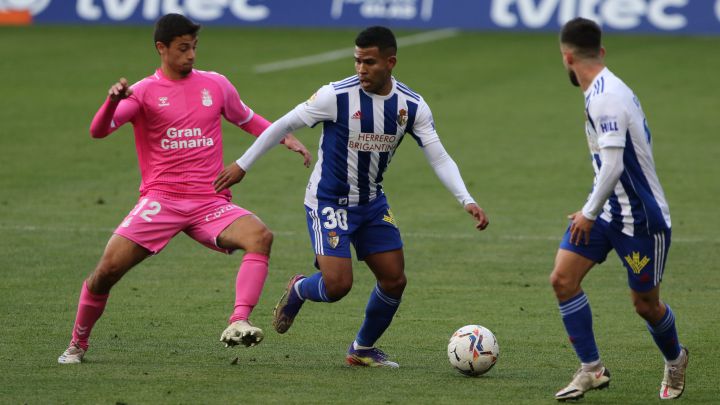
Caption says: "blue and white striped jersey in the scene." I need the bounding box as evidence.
[583,68,671,236]
[294,76,439,209]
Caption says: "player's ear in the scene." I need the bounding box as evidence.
[599,47,606,59]
[387,55,397,70]
[155,41,166,55]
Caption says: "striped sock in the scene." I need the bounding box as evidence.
[559,291,600,363]
[298,272,335,302]
[647,303,681,362]
[355,284,401,347]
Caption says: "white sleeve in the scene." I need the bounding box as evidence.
[581,147,624,220]
[590,93,628,149]
[293,84,337,127]
[409,101,440,147]
[235,109,307,171]
[422,141,476,206]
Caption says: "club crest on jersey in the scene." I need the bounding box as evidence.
[201,89,213,107]
[351,110,362,120]
[625,251,650,274]
[327,231,340,248]
[158,97,170,107]
[397,109,408,126]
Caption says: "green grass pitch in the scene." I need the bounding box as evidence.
[0,26,718,404]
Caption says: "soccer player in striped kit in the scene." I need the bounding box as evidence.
[550,18,687,401]
[215,26,489,367]
[57,14,311,364]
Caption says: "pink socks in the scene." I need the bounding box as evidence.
[229,252,269,323]
[71,281,109,350]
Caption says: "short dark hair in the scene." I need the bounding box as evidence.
[154,13,200,47]
[355,26,397,55]
[560,17,602,58]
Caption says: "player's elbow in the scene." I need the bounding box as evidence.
[89,126,108,139]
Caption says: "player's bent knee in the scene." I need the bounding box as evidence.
[325,280,352,301]
[549,272,578,300]
[380,274,406,296]
[256,227,274,250]
[241,227,274,254]
[632,296,662,321]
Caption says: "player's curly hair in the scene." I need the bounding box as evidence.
[154,13,201,47]
[355,26,397,56]
[561,17,602,59]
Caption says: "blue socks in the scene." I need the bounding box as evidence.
[298,275,402,348]
[297,272,335,302]
[559,292,600,363]
[355,284,401,347]
[647,303,681,362]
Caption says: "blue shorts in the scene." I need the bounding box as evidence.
[305,195,403,263]
[559,218,671,292]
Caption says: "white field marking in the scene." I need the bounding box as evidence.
[0,224,715,244]
[253,28,460,74]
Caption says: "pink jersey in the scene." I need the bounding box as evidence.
[90,68,271,199]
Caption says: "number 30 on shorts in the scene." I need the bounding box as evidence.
[321,207,348,231]
[121,198,162,227]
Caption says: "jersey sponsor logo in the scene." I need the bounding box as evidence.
[327,231,340,248]
[351,110,362,119]
[348,132,398,152]
[158,96,170,107]
[201,88,213,107]
[397,108,408,126]
[162,127,214,150]
[625,251,651,274]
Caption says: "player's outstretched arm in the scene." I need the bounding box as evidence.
[238,113,312,167]
[421,141,489,231]
[89,78,136,139]
[214,110,308,192]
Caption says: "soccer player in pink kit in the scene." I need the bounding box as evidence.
[58,13,311,364]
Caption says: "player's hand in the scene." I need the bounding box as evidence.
[568,211,594,246]
[108,78,133,102]
[214,162,246,193]
[282,133,312,168]
[465,203,489,231]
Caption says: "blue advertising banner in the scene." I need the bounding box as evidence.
[3,0,719,34]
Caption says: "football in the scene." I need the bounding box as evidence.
[447,325,499,376]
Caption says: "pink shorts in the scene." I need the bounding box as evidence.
[114,194,252,254]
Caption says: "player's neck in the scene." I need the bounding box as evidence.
[160,65,191,81]
[578,63,605,92]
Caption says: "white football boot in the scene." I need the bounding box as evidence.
[555,366,611,401]
[58,342,86,364]
[660,346,689,400]
[220,320,264,347]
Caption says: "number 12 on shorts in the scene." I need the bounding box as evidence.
[120,198,162,227]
